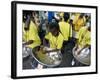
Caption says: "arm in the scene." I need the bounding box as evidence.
[43,32,50,47]
[73,38,79,50]
[43,38,49,47]
[23,40,34,45]
[77,44,90,55]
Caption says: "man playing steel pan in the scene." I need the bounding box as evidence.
[72,23,91,66]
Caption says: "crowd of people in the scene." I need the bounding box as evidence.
[22,10,91,69]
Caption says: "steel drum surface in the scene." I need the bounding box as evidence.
[73,47,90,65]
[31,47,62,67]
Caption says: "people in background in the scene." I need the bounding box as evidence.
[59,12,72,44]
[73,13,86,31]
[43,22,64,50]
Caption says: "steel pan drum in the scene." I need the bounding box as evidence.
[31,47,62,67]
[73,47,90,65]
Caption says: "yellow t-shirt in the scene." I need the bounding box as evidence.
[75,17,86,31]
[77,27,91,48]
[73,13,80,25]
[23,20,41,48]
[73,13,86,31]
[45,32,64,49]
[59,21,72,41]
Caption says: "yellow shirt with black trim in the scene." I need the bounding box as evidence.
[59,21,72,41]
[77,27,91,48]
[45,32,64,49]
[23,20,41,48]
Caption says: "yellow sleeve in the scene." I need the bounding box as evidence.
[45,32,50,40]
[77,27,85,39]
[28,21,39,41]
[27,22,41,48]
[28,24,35,41]
[67,23,72,38]
[86,38,91,45]
[56,33,64,49]
[28,31,35,40]
[76,27,84,43]
[77,30,81,39]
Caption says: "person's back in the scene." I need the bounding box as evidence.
[59,13,72,41]
[59,21,72,41]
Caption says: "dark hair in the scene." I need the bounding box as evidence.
[63,13,70,22]
[23,11,32,22]
[49,22,60,31]
[79,13,84,18]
